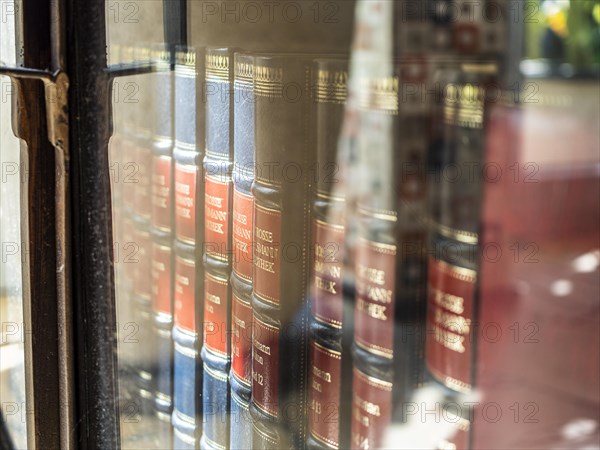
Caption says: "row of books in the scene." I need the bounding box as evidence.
[109,43,497,450]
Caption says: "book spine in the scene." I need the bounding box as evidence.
[172,47,205,448]
[150,46,175,447]
[426,67,493,395]
[306,59,350,450]
[250,55,314,450]
[350,70,428,450]
[229,52,255,450]
[200,47,235,450]
[426,242,477,391]
[425,66,497,450]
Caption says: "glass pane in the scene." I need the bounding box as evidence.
[0,5,27,445]
[106,3,169,448]
[105,1,600,449]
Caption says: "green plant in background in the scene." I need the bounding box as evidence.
[565,0,600,70]
[525,0,600,74]
[525,0,545,60]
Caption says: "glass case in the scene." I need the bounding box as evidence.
[0,0,598,449]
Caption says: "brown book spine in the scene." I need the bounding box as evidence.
[306,59,352,450]
[250,54,316,450]
[425,65,497,394]
[229,52,255,450]
[350,64,428,450]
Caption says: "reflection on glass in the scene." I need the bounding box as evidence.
[105,0,599,449]
[108,2,171,445]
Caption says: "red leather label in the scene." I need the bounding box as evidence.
[311,219,345,328]
[174,163,197,244]
[152,155,172,231]
[252,314,279,418]
[231,293,252,384]
[426,257,476,393]
[232,189,253,281]
[174,255,196,333]
[151,242,172,315]
[203,272,229,356]
[354,239,397,359]
[253,204,281,305]
[134,146,152,218]
[132,227,152,299]
[350,368,392,450]
[205,175,231,260]
[308,341,342,448]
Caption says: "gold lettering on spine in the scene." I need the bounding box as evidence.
[253,208,280,290]
[312,365,332,383]
[354,395,381,417]
[351,369,392,450]
[313,242,341,295]
[254,339,271,356]
[355,262,392,321]
[428,261,475,354]
[175,181,193,217]
[354,239,397,358]
[433,325,466,353]
[205,193,226,234]
[430,285,464,315]
[434,308,471,334]
[233,316,245,329]
[356,297,387,320]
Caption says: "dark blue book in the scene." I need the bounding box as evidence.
[229,52,255,450]
[172,46,205,449]
[200,47,235,450]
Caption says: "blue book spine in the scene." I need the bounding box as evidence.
[229,52,255,450]
[200,47,235,450]
[173,405,198,450]
[172,47,205,449]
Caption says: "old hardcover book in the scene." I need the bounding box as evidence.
[200,47,235,450]
[149,44,175,447]
[425,63,497,450]
[306,58,352,450]
[229,52,255,450]
[172,46,205,449]
[350,65,428,450]
[426,64,497,392]
[250,54,316,450]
